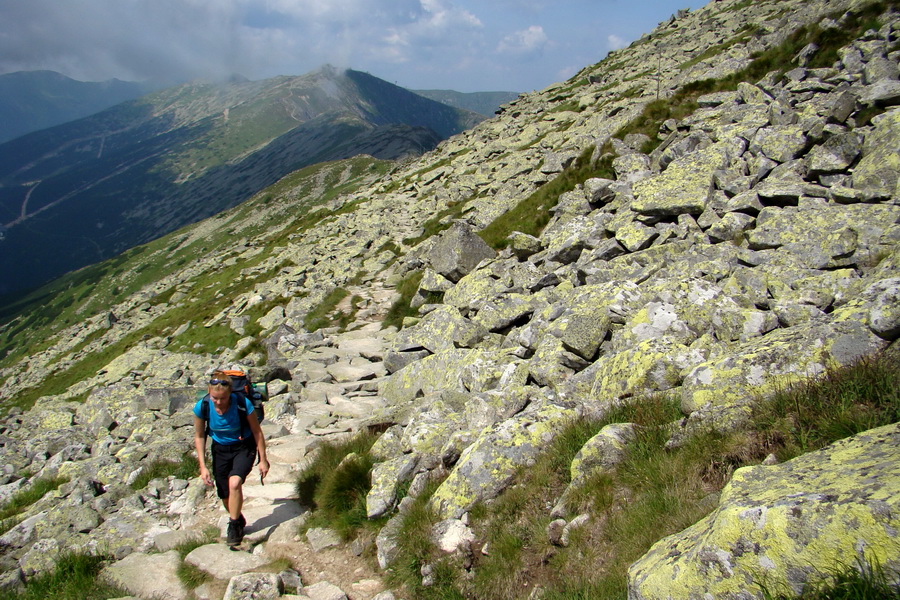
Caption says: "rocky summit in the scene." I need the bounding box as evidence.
[1,0,900,598]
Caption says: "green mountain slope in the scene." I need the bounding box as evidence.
[0,70,152,144]
[0,66,482,296]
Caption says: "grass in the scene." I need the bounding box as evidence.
[383,479,466,600]
[374,351,900,599]
[5,552,128,600]
[129,453,200,490]
[477,145,608,250]
[174,527,218,589]
[0,476,68,535]
[751,354,900,461]
[760,556,900,600]
[382,270,426,330]
[302,287,351,332]
[295,431,381,541]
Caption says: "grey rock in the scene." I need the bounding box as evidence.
[102,550,190,600]
[426,222,496,282]
[224,573,283,600]
[184,544,268,580]
[302,581,348,600]
[306,527,342,552]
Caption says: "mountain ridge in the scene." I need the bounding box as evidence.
[0,66,483,295]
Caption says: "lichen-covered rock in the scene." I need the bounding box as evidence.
[681,320,887,416]
[748,204,900,269]
[566,337,698,402]
[570,423,635,486]
[224,572,284,600]
[749,124,809,163]
[628,423,900,600]
[380,349,514,405]
[632,142,730,216]
[393,306,487,353]
[852,109,900,196]
[470,293,539,332]
[367,455,419,519]
[429,402,577,519]
[426,222,496,282]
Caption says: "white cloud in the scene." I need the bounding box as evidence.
[607,34,627,51]
[497,25,548,56]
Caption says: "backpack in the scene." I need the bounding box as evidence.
[199,369,267,441]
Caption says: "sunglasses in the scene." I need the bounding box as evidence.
[208,379,231,387]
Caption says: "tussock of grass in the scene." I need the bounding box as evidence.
[4,552,127,600]
[173,527,218,588]
[760,555,900,600]
[383,479,467,600]
[383,270,425,330]
[752,354,900,460]
[478,145,604,249]
[129,454,199,490]
[296,432,379,540]
[303,287,350,332]
[0,476,68,531]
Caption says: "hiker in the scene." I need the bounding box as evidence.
[193,370,270,546]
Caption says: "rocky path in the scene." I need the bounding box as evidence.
[104,287,401,600]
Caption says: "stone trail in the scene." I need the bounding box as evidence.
[104,303,400,600]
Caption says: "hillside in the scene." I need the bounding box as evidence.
[0,0,899,598]
[0,70,152,144]
[0,66,483,296]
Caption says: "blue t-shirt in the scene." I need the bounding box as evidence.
[193,393,255,445]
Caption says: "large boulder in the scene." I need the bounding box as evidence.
[628,423,900,600]
[632,142,730,216]
[681,319,887,418]
[426,222,496,283]
[428,402,577,519]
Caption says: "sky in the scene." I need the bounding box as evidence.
[0,0,708,93]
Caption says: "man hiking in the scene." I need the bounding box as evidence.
[194,370,270,546]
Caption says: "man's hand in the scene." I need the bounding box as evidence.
[258,459,270,483]
[199,466,213,486]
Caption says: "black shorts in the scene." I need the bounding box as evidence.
[211,439,256,499]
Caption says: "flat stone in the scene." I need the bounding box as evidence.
[102,551,190,600]
[184,544,269,580]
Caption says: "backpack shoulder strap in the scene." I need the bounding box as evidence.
[234,393,253,441]
[199,394,211,437]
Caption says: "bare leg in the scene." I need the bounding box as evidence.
[227,475,244,520]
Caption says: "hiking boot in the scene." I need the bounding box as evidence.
[226,519,242,546]
[237,513,246,529]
